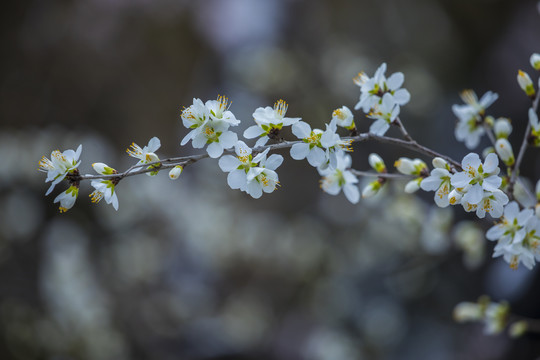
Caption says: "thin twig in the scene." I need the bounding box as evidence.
[350,170,412,179]
[508,91,540,195]
[393,116,414,142]
[70,131,462,183]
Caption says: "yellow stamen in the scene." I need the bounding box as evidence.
[274,99,288,118]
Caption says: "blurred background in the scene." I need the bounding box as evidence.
[1,0,540,359]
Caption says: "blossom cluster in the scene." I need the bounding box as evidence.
[38,54,540,275]
[353,62,411,136]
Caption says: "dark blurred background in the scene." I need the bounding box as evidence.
[1,0,540,359]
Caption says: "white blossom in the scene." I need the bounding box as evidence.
[219,141,283,198]
[244,99,301,147]
[126,137,161,164]
[38,144,82,195]
[331,106,355,129]
[89,162,119,210]
[318,152,359,204]
[462,189,509,219]
[126,137,161,176]
[289,121,326,167]
[452,90,498,149]
[180,98,210,134]
[354,63,410,113]
[367,93,400,136]
[181,97,239,157]
[420,167,452,207]
[90,180,119,211]
[53,185,79,213]
[205,95,240,125]
[450,153,502,206]
[319,119,353,170]
[486,201,536,268]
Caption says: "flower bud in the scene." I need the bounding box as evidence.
[530,53,540,71]
[432,157,448,169]
[509,321,528,338]
[404,178,421,193]
[530,108,540,146]
[332,106,355,129]
[169,165,183,180]
[92,162,117,175]
[494,117,512,139]
[517,70,536,98]
[484,115,495,127]
[368,153,386,173]
[394,157,415,174]
[453,302,483,323]
[482,146,495,159]
[495,138,515,166]
[484,302,509,335]
[362,180,381,198]
[395,157,426,175]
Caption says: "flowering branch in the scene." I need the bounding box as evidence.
[39,53,540,272]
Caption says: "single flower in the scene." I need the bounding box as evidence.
[38,144,82,195]
[53,185,79,213]
[318,152,359,204]
[244,99,301,147]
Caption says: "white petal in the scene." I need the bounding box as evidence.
[290,143,310,160]
[386,72,404,90]
[450,172,470,188]
[191,133,208,148]
[228,169,247,189]
[147,137,161,152]
[292,121,311,139]
[486,225,505,240]
[206,142,223,158]
[181,130,195,146]
[219,155,241,172]
[392,89,410,105]
[369,119,390,136]
[343,184,360,204]
[483,175,502,192]
[247,167,264,182]
[111,193,119,211]
[483,153,499,174]
[264,154,283,170]
[235,141,252,156]
[463,184,483,205]
[247,181,263,199]
[307,147,326,167]
[243,126,265,139]
[420,176,442,191]
[219,131,238,149]
[255,137,269,147]
[462,153,481,169]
